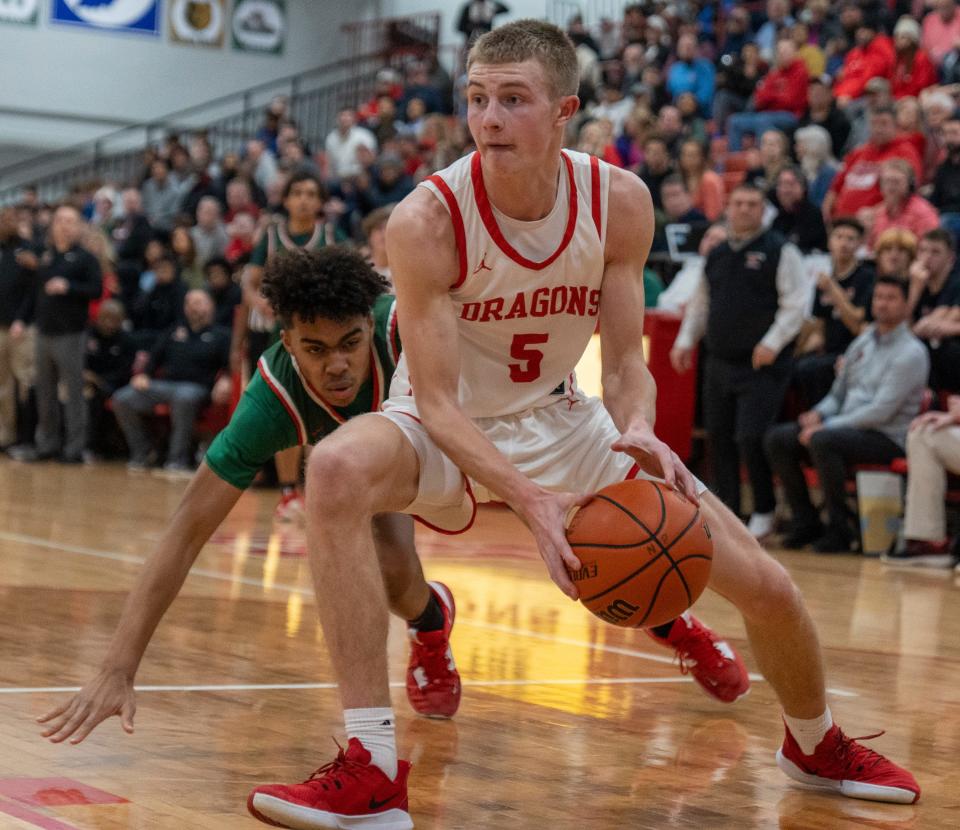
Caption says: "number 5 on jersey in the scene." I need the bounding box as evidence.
[509,333,549,382]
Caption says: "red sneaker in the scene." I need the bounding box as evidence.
[274,490,305,523]
[777,723,920,804]
[647,613,750,703]
[247,738,413,829]
[406,581,461,718]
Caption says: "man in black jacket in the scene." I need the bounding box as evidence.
[0,207,38,450]
[930,112,960,242]
[14,204,102,463]
[84,299,136,459]
[111,289,230,472]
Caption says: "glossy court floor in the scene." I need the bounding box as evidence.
[0,460,958,829]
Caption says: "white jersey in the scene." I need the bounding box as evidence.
[388,149,610,418]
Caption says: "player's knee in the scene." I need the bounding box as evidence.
[742,552,803,621]
[305,442,378,513]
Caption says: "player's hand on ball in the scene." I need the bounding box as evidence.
[37,669,136,745]
[518,488,592,600]
[612,424,699,505]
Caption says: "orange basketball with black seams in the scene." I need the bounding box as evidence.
[565,479,713,628]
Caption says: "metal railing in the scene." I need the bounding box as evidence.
[0,11,443,205]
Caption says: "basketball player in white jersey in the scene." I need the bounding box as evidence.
[248,20,919,829]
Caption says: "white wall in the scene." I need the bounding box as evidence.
[0,0,371,149]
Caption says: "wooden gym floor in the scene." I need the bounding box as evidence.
[0,460,958,829]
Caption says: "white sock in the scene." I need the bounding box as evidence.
[784,707,833,755]
[344,707,398,779]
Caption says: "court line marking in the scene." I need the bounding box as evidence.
[0,796,80,830]
[2,677,705,695]
[0,531,857,698]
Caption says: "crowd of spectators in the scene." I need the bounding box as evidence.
[0,0,958,561]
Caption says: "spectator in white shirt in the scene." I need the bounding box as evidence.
[324,109,378,180]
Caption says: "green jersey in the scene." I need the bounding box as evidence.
[205,293,401,490]
[250,220,346,268]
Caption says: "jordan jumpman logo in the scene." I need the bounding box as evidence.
[473,254,493,275]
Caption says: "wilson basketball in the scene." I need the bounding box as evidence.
[565,479,713,628]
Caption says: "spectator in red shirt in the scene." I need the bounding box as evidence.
[834,17,895,106]
[823,105,923,220]
[892,17,938,100]
[922,0,960,67]
[727,39,809,151]
[863,158,941,252]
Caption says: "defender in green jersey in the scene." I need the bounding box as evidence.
[39,248,460,746]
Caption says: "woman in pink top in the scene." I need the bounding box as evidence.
[921,0,960,66]
[679,138,725,221]
[864,158,941,251]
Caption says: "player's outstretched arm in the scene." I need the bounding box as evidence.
[599,168,698,503]
[37,463,243,744]
[387,191,588,598]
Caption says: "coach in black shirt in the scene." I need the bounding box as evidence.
[671,182,808,540]
[16,205,101,463]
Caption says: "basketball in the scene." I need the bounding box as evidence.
[565,479,713,628]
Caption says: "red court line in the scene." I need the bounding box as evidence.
[0,797,81,830]
[0,778,126,807]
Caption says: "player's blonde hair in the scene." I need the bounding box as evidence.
[467,19,579,100]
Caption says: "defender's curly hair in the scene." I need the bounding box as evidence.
[261,246,389,328]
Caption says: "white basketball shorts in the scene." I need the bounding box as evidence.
[377,394,706,534]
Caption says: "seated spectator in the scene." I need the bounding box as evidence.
[112,289,230,472]
[717,6,752,63]
[190,196,228,269]
[908,229,960,390]
[833,15,895,107]
[83,299,135,460]
[361,205,394,283]
[930,111,960,240]
[678,138,724,222]
[357,153,414,216]
[639,135,674,211]
[863,159,940,252]
[754,0,794,62]
[652,174,707,253]
[921,0,960,69]
[141,159,182,233]
[675,92,708,148]
[713,42,766,131]
[203,257,242,329]
[771,165,829,253]
[638,19,671,71]
[324,109,378,181]
[895,96,928,164]
[357,68,404,122]
[171,226,204,289]
[795,124,839,208]
[397,97,428,141]
[365,95,399,146]
[882,394,960,567]
[655,105,685,157]
[823,105,923,221]
[589,84,634,136]
[745,128,791,194]
[667,33,715,116]
[892,17,938,101]
[133,253,186,350]
[727,38,809,152]
[790,21,826,78]
[225,212,257,266]
[765,276,929,552]
[875,226,919,280]
[577,120,620,166]
[246,139,279,195]
[793,218,875,407]
[224,178,261,222]
[797,75,852,158]
[457,0,509,48]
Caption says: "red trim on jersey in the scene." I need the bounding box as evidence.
[589,155,602,240]
[426,174,469,289]
[471,150,579,271]
[413,477,478,536]
[625,463,641,480]
[370,346,382,411]
[388,301,401,364]
[258,361,307,445]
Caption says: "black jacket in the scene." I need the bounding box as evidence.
[22,244,102,336]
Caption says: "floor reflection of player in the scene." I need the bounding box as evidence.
[249,21,919,830]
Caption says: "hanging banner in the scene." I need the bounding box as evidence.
[232,0,285,54]
[170,0,225,47]
[51,0,161,36]
[0,0,40,25]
